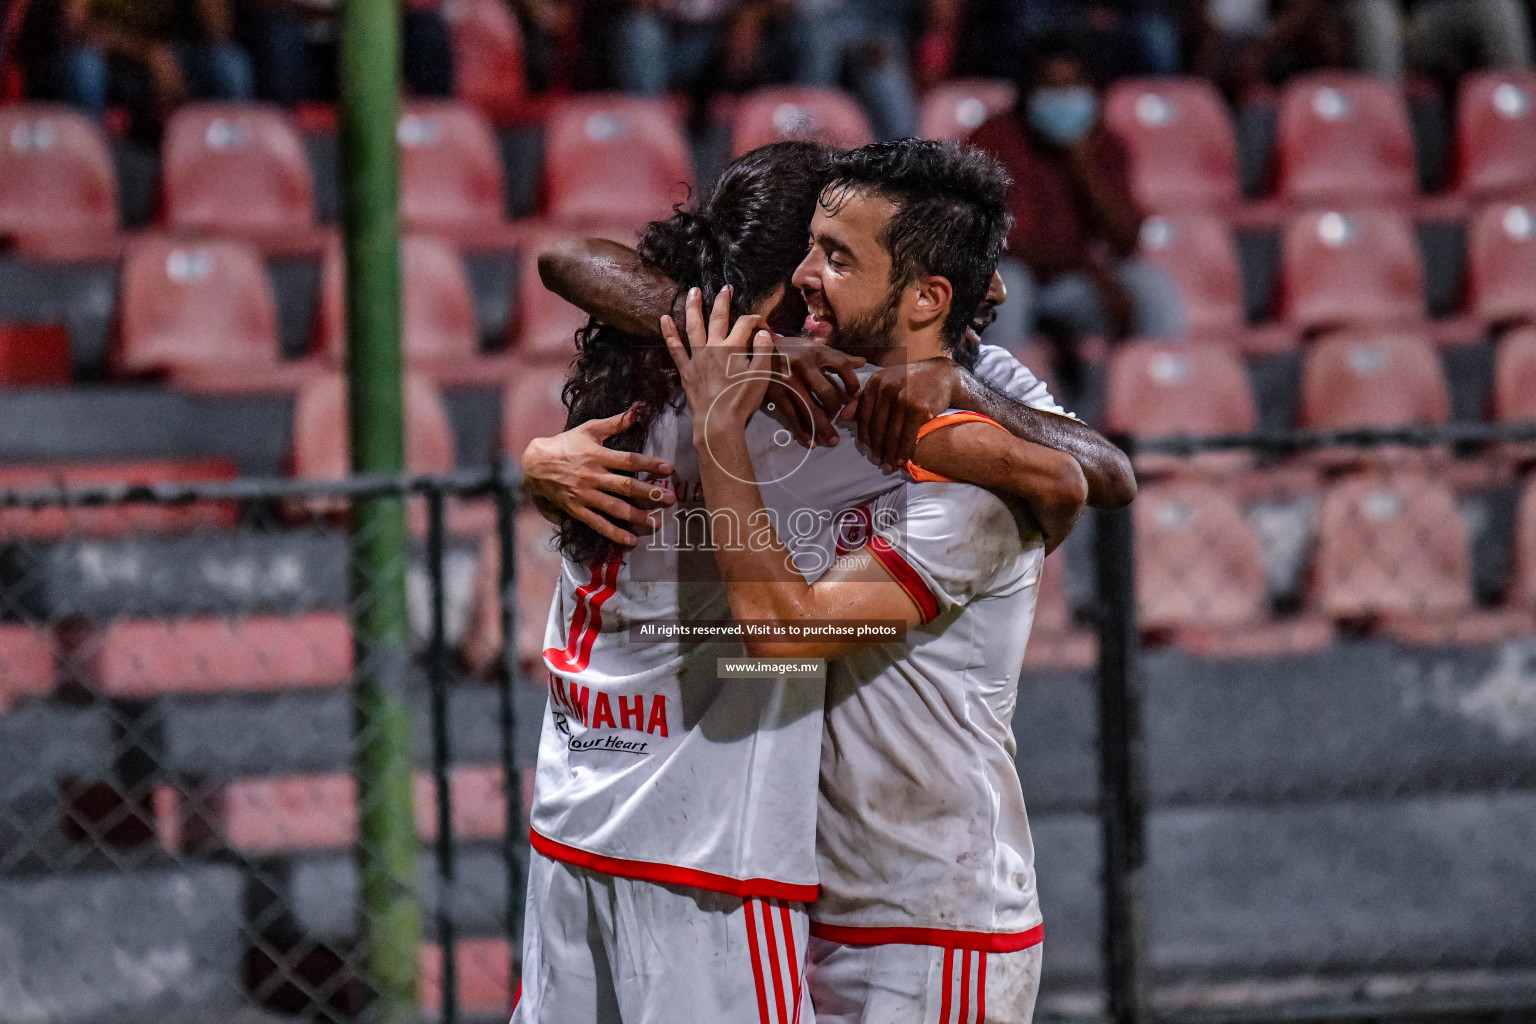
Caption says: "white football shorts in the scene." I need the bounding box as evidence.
[806,935,1042,1024]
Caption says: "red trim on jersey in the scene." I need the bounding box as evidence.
[808,920,1043,954]
[976,951,987,1022]
[867,535,941,624]
[761,899,790,1024]
[957,949,972,1023]
[530,829,819,902]
[544,553,621,674]
[744,899,774,1024]
[939,948,955,1023]
[778,901,804,1024]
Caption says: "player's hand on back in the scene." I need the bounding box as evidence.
[662,286,777,444]
[841,356,963,472]
[766,338,864,449]
[521,405,677,548]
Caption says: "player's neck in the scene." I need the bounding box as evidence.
[873,328,946,368]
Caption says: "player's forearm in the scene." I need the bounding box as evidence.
[537,237,679,342]
[949,373,1137,509]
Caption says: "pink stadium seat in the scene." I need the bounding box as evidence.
[1454,71,1536,200]
[1136,214,1244,337]
[319,236,519,385]
[116,236,317,391]
[440,0,532,126]
[0,459,240,538]
[0,104,119,259]
[1310,470,1528,644]
[0,625,58,711]
[729,86,874,157]
[1021,550,1096,671]
[1467,201,1536,327]
[165,765,504,854]
[543,95,693,228]
[501,361,569,462]
[421,939,514,1017]
[398,101,522,250]
[1104,340,1257,479]
[161,104,323,253]
[0,324,71,385]
[1298,328,1450,432]
[1511,474,1536,613]
[289,371,458,483]
[1495,326,1536,423]
[1280,209,1426,333]
[1276,73,1417,207]
[1104,78,1242,214]
[917,79,1016,141]
[508,229,615,360]
[82,613,353,698]
[1136,480,1332,657]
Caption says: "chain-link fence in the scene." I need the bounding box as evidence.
[0,466,542,1024]
[6,425,1536,1024]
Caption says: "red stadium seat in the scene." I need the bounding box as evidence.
[1279,209,1426,333]
[0,459,240,538]
[1104,78,1242,214]
[421,939,514,1017]
[501,361,569,463]
[1136,214,1244,337]
[1104,339,1257,478]
[1493,327,1536,468]
[508,229,616,360]
[1136,480,1332,657]
[82,613,353,698]
[289,371,458,483]
[543,95,693,228]
[917,79,1016,141]
[1021,550,1096,671]
[1310,470,1528,644]
[161,104,323,253]
[1276,73,1417,207]
[0,625,58,711]
[1454,71,1536,200]
[167,765,504,853]
[0,324,71,385]
[116,236,317,391]
[729,86,874,157]
[1298,328,1450,431]
[1511,474,1536,613]
[0,104,119,259]
[460,509,563,670]
[398,101,523,250]
[440,0,532,126]
[1467,201,1536,327]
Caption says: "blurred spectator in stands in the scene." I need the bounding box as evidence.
[22,0,254,127]
[783,0,920,139]
[608,0,766,98]
[1348,0,1532,81]
[516,0,572,90]
[1018,1,1185,79]
[971,34,1186,367]
[236,0,454,107]
[1189,0,1349,102]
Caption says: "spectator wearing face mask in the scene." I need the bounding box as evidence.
[970,33,1187,359]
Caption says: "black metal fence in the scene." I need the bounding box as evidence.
[3,424,1536,1024]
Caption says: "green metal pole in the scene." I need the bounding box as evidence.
[337,0,418,1019]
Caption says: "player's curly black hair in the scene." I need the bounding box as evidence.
[558,141,835,566]
[821,139,1013,351]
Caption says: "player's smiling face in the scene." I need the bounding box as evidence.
[791,187,901,353]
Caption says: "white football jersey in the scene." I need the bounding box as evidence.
[529,345,1063,901]
[811,481,1047,951]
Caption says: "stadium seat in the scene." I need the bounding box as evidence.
[167,765,504,853]
[543,95,693,228]
[458,508,562,668]
[398,101,523,250]
[501,361,569,463]
[1104,78,1242,214]
[1279,209,1426,333]
[1136,480,1333,657]
[1021,550,1095,671]
[0,104,119,260]
[319,236,519,385]
[0,324,71,386]
[420,939,514,1017]
[440,0,533,126]
[1103,339,1258,478]
[289,371,458,483]
[161,104,324,254]
[1510,473,1536,613]
[728,86,874,157]
[1310,470,1529,644]
[1454,71,1536,200]
[1467,201,1536,327]
[1493,327,1536,468]
[1297,328,1450,431]
[0,459,240,538]
[507,232,602,361]
[1276,73,1417,207]
[0,624,58,711]
[917,79,1016,141]
[116,236,316,391]
[79,613,353,699]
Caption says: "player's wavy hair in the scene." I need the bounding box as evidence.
[822,139,1013,352]
[558,141,835,566]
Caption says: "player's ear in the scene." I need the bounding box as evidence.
[909,275,953,328]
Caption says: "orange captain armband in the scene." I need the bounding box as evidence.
[905,411,1009,483]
